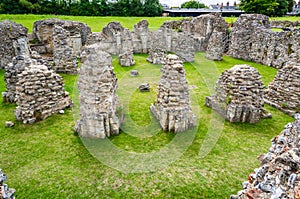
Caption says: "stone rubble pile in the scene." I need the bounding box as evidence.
[150,54,196,132]
[75,44,119,138]
[231,114,300,199]
[0,169,15,199]
[146,47,167,64]
[119,51,135,67]
[14,64,72,124]
[264,64,300,116]
[228,14,300,69]
[0,20,30,69]
[205,64,271,123]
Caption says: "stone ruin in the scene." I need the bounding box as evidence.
[14,64,72,124]
[205,64,271,124]
[228,14,300,69]
[146,48,167,64]
[132,20,150,54]
[2,55,32,103]
[85,13,228,63]
[264,64,300,116]
[0,20,30,69]
[205,31,226,61]
[30,18,91,73]
[0,169,15,199]
[75,44,119,138]
[150,54,196,132]
[119,51,135,67]
[231,114,300,199]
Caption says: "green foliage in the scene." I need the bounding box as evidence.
[143,0,162,16]
[239,0,291,16]
[0,0,162,16]
[181,0,206,9]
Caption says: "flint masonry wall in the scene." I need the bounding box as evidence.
[150,54,196,132]
[14,64,72,124]
[30,19,91,73]
[231,115,300,199]
[0,20,30,69]
[205,64,270,123]
[264,64,300,116]
[228,14,300,69]
[86,13,228,62]
[75,44,119,138]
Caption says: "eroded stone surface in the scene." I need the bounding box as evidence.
[147,47,167,64]
[231,115,300,199]
[264,64,300,116]
[205,31,226,61]
[228,14,300,69]
[75,44,119,138]
[14,64,72,124]
[119,51,135,67]
[206,64,270,123]
[150,54,196,132]
[0,20,29,69]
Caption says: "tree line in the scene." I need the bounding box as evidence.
[0,0,162,16]
[239,0,294,16]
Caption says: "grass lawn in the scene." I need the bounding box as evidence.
[0,14,185,33]
[1,14,299,33]
[0,52,293,198]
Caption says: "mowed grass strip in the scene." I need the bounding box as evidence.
[0,51,293,198]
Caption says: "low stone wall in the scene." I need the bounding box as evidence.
[231,114,300,199]
[14,64,72,124]
[228,14,300,69]
[75,44,119,138]
[206,64,271,123]
[264,64,300,116]
[150,54,196,132]
[0,20,30,69]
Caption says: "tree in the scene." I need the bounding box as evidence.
[239,0,291,16]
[181,0,206,9]
[144,0,162,16]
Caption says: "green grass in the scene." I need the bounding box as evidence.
[0,14,184,33]
[0,52,293,198]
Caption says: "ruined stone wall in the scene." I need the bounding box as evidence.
[228,14,300,69]
[3,52,54,103]
[31,18,91,55]
[231,114,300,199]
[14,64,72,124]
[264,64,300,116]
[53,23,82,74]
[86,13,228,62]
[0,20,30,69]
[132,20,150,54]
[205,64,270,123]
[2,55,33,103]
[150,54,196,132]
[146,48,167,64]
[75,44,119,138]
